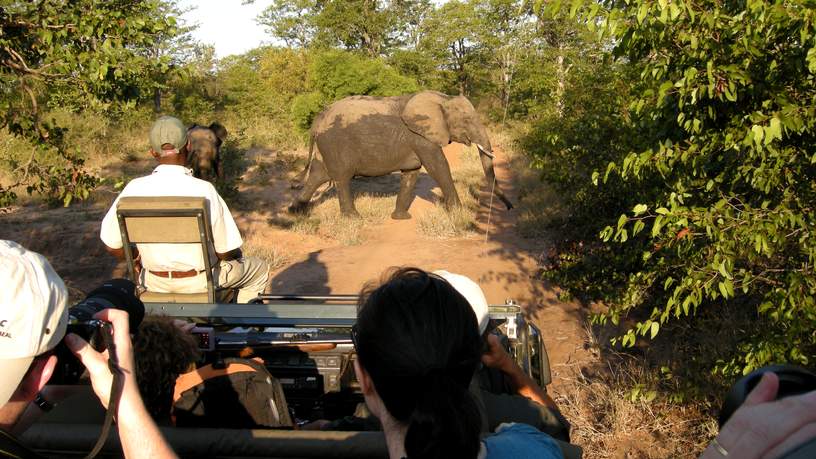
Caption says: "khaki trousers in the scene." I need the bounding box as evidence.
[144,257,269,303]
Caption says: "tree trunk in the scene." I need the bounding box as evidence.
[556,52,565,118]
[153,87,162,113]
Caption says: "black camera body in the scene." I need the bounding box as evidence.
[719,365,816,459]
[53,279,144,384]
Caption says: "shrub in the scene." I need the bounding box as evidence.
[541,0,816,375]
[291,49,420,133]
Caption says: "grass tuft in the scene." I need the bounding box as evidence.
[417,144,483,239]
[284,191,394,245]
[241,238,290,272]
[555,322,717,459]
[417,205,476,239]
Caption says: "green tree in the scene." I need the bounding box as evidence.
[145,0,198,113]
[419,1,487,95]
[291,50,418,131]
[543,0,816,375]
[257,0,317,48]
[258,0,432,56]
[0,0,187,206]
[474,0,537,119]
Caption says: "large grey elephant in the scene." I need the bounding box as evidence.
[289,91,513,219]
[186,122,227,182]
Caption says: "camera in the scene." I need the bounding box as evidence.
[719,364,816,428]
[53,279,145,383]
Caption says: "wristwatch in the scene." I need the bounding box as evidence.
[33,392,55,412]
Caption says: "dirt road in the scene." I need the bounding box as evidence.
[252,143,589,389]
[0,142,588,390]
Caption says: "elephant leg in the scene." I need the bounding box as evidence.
[392,168,420,220]
[289,159,330,214]
[414,144,461,209]
[335,177,360,218]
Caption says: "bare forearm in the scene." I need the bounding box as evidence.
[501,361,559,410]
[118,398,177,459]
[105,245,125,260]
[105,245,139,262]
[216,248,242,261]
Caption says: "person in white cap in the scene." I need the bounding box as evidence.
[433,270,570,441]
[0,240,177,458]
[99,115,269,303]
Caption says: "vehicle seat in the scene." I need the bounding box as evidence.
[115,196,218,303]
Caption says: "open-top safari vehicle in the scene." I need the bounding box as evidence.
[24,295,583,458]
[21,196,582,458]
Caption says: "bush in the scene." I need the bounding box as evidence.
[291,49,420,133]
[540,0,816,376]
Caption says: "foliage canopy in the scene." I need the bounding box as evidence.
[0,0,186,206]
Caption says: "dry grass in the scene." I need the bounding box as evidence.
[496,129,567,240]
[417,204,476,239]
[241,237,290,272]
[555,323,717,459]
[417,144,483,238]
[288,191,394,245]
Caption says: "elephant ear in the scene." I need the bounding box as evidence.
[209,122,228,144]
[401,91,450,147]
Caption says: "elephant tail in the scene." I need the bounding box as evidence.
[290,134,315,189]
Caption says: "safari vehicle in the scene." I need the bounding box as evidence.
[23,295,584,458]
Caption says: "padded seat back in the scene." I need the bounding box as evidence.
[116,196,216,303]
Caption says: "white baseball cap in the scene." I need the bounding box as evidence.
[0,240,68,406]
[434,270,489,334]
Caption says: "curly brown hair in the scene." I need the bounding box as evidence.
[134,314,200,423]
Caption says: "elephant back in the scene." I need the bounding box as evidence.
[314,96,404,134]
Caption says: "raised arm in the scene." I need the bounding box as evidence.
[481,333,559,411]
[65,309,177,459]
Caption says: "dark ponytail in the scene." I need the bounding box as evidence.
[405,371,482,458]
[355,268,483,459]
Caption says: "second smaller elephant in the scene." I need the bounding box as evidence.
[186,122,227,181]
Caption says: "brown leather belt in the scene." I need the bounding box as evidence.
[148,269,201,279]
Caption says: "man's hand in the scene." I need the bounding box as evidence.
[216,248,242,261]
[64,308,178,458]
[171,319,196,334]
[482,333,512,372]
[63,309,138,410]
[482,333,559,410]
[700,372,816,459]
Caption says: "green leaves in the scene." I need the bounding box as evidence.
[1,0,188,206]
[534,0,816,377]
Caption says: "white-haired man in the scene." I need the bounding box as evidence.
[99,116,268,303]
[0,240,176,458]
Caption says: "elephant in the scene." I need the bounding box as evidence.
[186,122,227,182]
[288,90,513,220]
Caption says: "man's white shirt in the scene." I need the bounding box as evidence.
[100,165,242,272]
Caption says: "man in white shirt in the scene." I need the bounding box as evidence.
[100,116,268,303]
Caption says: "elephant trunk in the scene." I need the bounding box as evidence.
[476,143,513,210]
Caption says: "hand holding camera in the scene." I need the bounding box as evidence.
[701,367,816,459]
[64,308,137,412]
[481,333,512,372]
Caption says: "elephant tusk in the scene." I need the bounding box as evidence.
[476,144,495,159]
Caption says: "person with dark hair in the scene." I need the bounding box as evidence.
[134,315,200,423]
[352,267,564,459]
